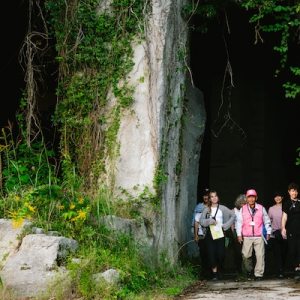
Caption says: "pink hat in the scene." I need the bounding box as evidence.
[246,189,257,197]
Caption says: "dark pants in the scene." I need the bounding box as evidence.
[228,229,244,274]
[206,230,226,271]
[269,237,288,272]
[287,229,300,268]
[198,237,210,276]
[286,219,300,268]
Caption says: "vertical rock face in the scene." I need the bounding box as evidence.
[112,0,206,260]
[178,81,206,258]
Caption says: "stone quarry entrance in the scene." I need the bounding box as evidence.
[190,4,300,210]
[2,2,300,211]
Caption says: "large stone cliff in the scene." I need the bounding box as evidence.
[109,0,206,260]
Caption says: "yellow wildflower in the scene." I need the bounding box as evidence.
[71,217,78,222]
[14,196,20,201]
[77,210,87,220]
[78,198,84,204]
[24,202,29,207]
[70,205,75,210]
[9,211,18,218]
[29,206,35,212]
[59,205,65,210]
[12,218,24,229]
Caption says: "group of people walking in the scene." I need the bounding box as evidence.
[193,183,300,281]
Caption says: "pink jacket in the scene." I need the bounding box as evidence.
[241,203,263,237]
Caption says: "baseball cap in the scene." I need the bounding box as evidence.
[246,189,257,197]
[202,188,210,196]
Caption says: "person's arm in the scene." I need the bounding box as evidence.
[236,207,243,244]
[222,207,235,231]
[268,207,273,223]
[231,208,235,231]
[263,207,272,240]
[199,208,214,227]
[282,212,288,238]
[194,220,199,243]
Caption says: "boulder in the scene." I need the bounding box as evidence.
[93,269,120,285]
[0,219,32,267]
[0,234,78,298]
[100,215,153,246]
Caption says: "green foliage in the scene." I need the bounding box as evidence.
[237,0,300,98]
[182,0,233,33]
[296,147,300,166]
[44,0,145,181]
[0,128,58,193]
[185,0,300,99]
[283,80,300,99]
[64,229,196,299]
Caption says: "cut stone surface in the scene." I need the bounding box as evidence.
[0,234,78,298]
[0,219,32,267]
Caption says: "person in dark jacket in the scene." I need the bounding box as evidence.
[282,182,300,279]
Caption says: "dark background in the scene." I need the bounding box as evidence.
[191,4,300,211]
[0,0,27,128]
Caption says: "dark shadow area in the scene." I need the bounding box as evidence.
[0,0,58,148]
[191,4,300,210]
[190,3,300,275]
[0,0,28,130]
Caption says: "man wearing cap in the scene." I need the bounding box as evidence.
[193,188,210,278]
[236,189,272,280]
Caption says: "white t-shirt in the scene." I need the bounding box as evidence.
[195,212,204,235]
[210,207,223,226]
[234,207,240,229]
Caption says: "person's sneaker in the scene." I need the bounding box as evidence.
[247,271,252,280]
[255,276,263,281]
[294,269,300,279]
[278,270,284,279]
[212,272,219,281]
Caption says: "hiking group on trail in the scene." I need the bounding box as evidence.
[193,183,300,281]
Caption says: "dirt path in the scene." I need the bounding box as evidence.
[175,277,300,300]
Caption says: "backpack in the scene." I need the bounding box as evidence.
[191,203,205,235]
[191,203,205,227]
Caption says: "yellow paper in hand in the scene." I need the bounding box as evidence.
[209,224,224,240]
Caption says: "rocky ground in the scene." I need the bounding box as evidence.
[174,273,300,300]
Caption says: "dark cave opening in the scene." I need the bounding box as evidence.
[0,0,58,149]
[191,4,300,210]
[0,1,27,130]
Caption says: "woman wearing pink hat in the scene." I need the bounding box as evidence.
[236,189,272,280]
